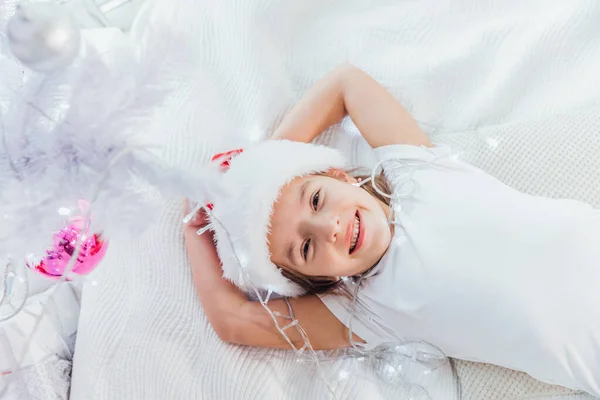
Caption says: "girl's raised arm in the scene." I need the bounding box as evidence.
[271,63,431,149]
[184,204,362,350]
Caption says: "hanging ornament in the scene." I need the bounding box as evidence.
[6,2,81,73]
[26,224,108,280]
[26,200,109,280]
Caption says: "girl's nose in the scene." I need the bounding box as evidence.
[316,214,340,243]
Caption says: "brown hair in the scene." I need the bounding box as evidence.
[279,171,392,295]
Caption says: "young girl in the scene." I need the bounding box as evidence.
[183,64,600,397]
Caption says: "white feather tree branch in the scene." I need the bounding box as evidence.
[0,2,224,263]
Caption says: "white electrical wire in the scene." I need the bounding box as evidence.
[0,262,28,323]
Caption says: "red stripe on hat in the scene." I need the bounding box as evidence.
[205,149,243,210]
[211,149,244,171]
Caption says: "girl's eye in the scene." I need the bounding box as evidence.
[311,191,320,210]
[302,239,311,260]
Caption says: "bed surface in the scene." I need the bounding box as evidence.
[71,0,600,398]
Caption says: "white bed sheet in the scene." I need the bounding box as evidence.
[71,0,600,398]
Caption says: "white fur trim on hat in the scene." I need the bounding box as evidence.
[208,140,346,297]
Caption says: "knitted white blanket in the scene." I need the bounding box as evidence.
[71,0,600,398]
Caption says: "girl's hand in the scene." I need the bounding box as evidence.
[183,199,212,236]
[183,199,218,262]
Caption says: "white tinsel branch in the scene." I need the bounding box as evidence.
[0,3,225,262]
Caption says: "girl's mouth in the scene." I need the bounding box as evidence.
[349,211,362,254]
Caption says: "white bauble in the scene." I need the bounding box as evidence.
[6,2,81,73]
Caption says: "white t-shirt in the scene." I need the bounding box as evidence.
[319,144,600,396]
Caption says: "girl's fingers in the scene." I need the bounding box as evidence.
[183,199,209,227]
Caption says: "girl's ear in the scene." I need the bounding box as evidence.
[327,168,358,185]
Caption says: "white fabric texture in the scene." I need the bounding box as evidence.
[320,143,600,396]
[71,0,600,399]
[210,140,346,297]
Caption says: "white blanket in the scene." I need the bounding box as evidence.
[71,0,600,398]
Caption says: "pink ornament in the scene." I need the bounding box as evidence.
[27,201,108,280]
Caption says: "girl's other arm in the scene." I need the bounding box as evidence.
[271,63,431,149]
[184,203,361,350]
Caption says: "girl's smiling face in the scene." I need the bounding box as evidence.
[268,170,392,279]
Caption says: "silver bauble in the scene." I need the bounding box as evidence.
[6,2,81,73]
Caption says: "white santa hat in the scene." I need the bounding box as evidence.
[206,140,347,297]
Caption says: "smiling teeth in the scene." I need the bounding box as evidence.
[350,215,359,252]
